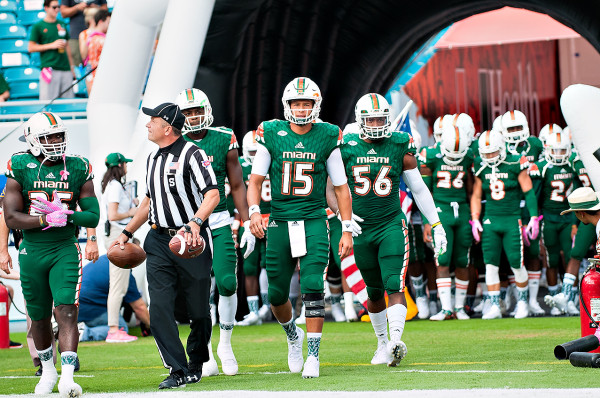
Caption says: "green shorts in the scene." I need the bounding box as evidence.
[211,225,238,296]
[265,218,329,306]
[481,215,524,269]
[353,212,409,300]
[541,215,574,268]
[19,239,82,321]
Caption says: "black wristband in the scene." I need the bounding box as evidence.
[122,229,134,239]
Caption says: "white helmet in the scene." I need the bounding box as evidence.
[544,129,571,165]
[24,112,68,161]
[539,123,562,147]
[355,93,391,140]
[454,113,475,145]
[242,130,259,164]
[175,88,213,133]
[501,110,529,144]
[492,114,503,132]
[409,119,422,150]
[433,114,453,143]
[478,129,506,166]
[440,122,470,165]
[282,77,321,125]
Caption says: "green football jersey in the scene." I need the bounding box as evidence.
[572,151,592,188]
[340,132,416,225]
[256,119,342,220]
[240,156,271,214]
[506,136,543,163]
[5,152,93,243]
[184,126,239,213]
[474,154,528,217]
[529,159,580,216]
[423,145,473,205]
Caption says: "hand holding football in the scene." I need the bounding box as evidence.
[107,242,146,269]
[169,231,205,258]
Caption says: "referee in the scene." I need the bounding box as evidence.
[114,102,219,389]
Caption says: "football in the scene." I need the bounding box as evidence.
[169,231,205,258]
[107,242,146,269]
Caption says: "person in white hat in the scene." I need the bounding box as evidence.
[560,187,600,232]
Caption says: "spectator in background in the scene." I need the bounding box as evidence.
[78,7,99,67]
[85,9,110,95]
[0,73,9,102]
[101,152,138,343]
[28,0,75,100]
[78,253,150,342]
[60,0,107,67]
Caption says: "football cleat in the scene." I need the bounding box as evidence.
[258,304,272,321]
[499,299,507,316]
[302,356,320,378]
[428,300,438,317]
[528,301,545,316]
[331,302,346,322]
[416,297,430,319]
[544,293,568,314]
[482,304,502,320]
[35,370,58,395]
[58,380,82,397]
[344,302,359,322]
[429,309,454,321]
[186,362,202,384]
[566,301,580,316]
[236,312,262,326]
[550,307,563,316]
[202,357,219,377]
[217,343,238,376]
[158,372,186,389]
[287,327,305,373]
[454,307,470,320]
[387,340,407,367]
[371,341,392,365]
[514,301,529,319]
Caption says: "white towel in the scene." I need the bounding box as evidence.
[288,220,307,258]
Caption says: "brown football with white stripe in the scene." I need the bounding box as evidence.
[169,231,205,258]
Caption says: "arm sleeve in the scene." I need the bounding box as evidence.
[402,167,440,225]
[69,196,100,228]
[326,148,348,186]
[250,144,271,176]
[523,188,538,217]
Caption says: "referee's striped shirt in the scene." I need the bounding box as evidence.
[145,136,217,228]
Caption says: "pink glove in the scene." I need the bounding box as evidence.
[31,191,63,215]
[526,215,543,240]
[469,220,483,243]
[522,226,530,247]
[42,209,73,230]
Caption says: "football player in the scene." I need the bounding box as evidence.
[421,118,474,320]
[176,88,256,376]
[237,130,271,326]
[247,77,354,378]
[470,129,539,319]
[3,112,100,397]
[338,93,447,365]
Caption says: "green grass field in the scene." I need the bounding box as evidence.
[1,317,598,394]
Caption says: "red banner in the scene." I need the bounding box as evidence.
[404,41,561,137]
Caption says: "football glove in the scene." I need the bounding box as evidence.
[469,219,483,243]
[31,190,64,215]
[432,223,447,257]
[43,209,73,230]
[526,215,543,240]
[338,211,363,237]
[240,220,256,259]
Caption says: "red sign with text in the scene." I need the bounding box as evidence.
[404,41,561,136]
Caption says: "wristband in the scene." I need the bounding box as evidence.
[122,229,133,239]
[431,221,441,228]
[39,216,46,227]
[341,220,353,233]
[249,205,261,217]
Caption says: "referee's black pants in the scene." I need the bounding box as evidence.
[144,228,213,375]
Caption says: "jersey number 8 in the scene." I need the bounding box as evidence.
[489,180,505,200]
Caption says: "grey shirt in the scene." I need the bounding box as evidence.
[61,0,107,37]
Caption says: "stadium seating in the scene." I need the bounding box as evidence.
[8,79,38,99]
[0,12,17,24]
[0,1,17,15]
[0,37,27,53]
[0,24,26,39]
[17,9,44,27]
[0,51,28,67]
[3,65,39,81]
[19,0,43,11]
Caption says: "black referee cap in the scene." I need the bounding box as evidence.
[142,102,185,131]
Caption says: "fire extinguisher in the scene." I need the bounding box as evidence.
[580,258,600,354]
[0,283,9,349]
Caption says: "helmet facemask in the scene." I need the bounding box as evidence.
[284,99,319,126]
[281,77,322,125]
[478,130,506,167]
[544,132,571,166]
[182,106,213,133]
[359,115,391,140]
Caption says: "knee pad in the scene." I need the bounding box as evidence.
[512,266,528,284]
[302,293,325,318]
[383,273,401,295]
[485,264,500,285]
[366,286,385,302]
[302,274,325,293]
[217,275,237,297]
[268,286,288,307]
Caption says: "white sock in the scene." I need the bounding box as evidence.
[59,351,77,384]
[344,292,355,312]
[368,308,388,344]
[454,278,469,309]
[387,304,407,342]
[37,346,57,375]
[527,271,541,302]
[219,294,237,345]
[436,278,452,312]
[247,295,259,315]
[207,339,215,361]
